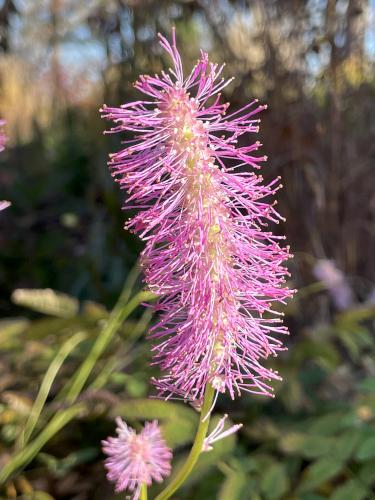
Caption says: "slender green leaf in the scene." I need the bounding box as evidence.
[62,290,155,404]
[18,331,87,447]
[0,404,84,483]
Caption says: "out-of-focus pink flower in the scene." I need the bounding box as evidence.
[102,30,293,403]
[366,287,375,305]
[0,201,11,211]
[0,120,11,211]
[102,418,172,499]
[0,120,7,152]
[313,259,354,310]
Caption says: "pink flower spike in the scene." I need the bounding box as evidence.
[202,414,243,452]
[102,418,172,499]
[102,31,294,405]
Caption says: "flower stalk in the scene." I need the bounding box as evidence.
[155,384,215,500]
[140,484,148,500]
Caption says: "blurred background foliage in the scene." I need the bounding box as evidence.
[1,0,375,498]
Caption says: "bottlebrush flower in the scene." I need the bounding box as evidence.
[101,30,293,403]
[102,418,172,498]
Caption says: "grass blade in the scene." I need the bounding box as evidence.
[17,331,87,448]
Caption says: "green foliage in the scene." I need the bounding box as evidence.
[1,282,375,498]
[0,0,374,498]
[329,479,367,500]
[355,436,375,461]
[260,462,290,499]
[297,458,344,493]
[113,399,198,448]
[218,467,248,500]
[11,288,79,318]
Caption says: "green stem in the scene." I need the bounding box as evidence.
[140,483,148,500]
[0,404,84,484]
[155,384,215,500]
[64,290,156,404]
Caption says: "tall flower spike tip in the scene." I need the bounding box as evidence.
[101,29,294,404]
[102,418,172,499]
